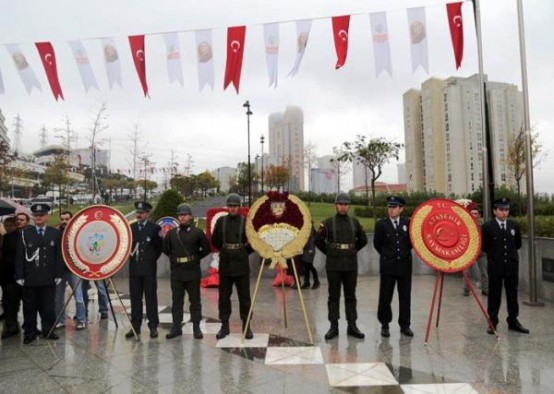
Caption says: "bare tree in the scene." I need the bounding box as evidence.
[304,141,318,205]
[87,103,109,200]
[127,122,146,198]
[329,146,351,194]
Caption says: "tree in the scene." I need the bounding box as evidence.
[264,164,289,191]
[196,171,219,198]
[87,103,109,199]
[304,141,318,206]
[0,140,14,195]
[170,174,197,198]
[150,189,184,222]
[505,127,544,199]
[236,162,258,197]
[137,179,158,195]
[43,156,72,213]
[329,146,351,194]
[341,135,403,221]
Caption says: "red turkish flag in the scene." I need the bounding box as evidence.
[446,2,464,69]
[35,42,64,100]
[129,35,149,97]
[332,15,350,69]
[224,26,246,93]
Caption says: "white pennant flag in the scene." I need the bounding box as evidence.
[163,33,184,86]
[407,7,429,73]
[263,23,279,88]
[288,19,312,77]
[68,40,99,92]
[370,12,393,77]
[0,68,4,94]
[195,29,214,91]
[5,44,42,94]
[101,38,123,89]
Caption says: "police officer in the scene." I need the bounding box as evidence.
[15,204,64,344]
[211,193,254,340]
[163,203,210,339]
[126,201,163,339]
[374,196,414,338]
[315,192,368,340]
[482,198,529,334]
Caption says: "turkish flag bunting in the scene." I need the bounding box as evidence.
[446,2,464,69]
[129,35,149,97]
[35,42,64,100]
[332,15,350,69]
[224,26,246,93]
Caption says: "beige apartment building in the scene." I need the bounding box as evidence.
[403,74,523,196]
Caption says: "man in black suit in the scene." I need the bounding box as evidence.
[373,196,414,338]
[15,204,64,344]
[482,198,529,334]
[126,201,163,339]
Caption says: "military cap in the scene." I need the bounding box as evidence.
[135,201,152,213]
[226,193,241,206]
[31,203,51,215]
[176,203,192,216]
[493,197,510,209]
[386,196,405,207]
[335,192,351,204]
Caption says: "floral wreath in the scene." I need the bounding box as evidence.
[246,192,312,269]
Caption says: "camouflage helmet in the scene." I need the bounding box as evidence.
[226,193,241,206]
[176,203,192,216]
[335,192,351,204]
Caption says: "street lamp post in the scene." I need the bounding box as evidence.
[243,100,253,206]
[260,134,265,194]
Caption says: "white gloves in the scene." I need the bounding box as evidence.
[55,278,62,285]
[16,279,25,286]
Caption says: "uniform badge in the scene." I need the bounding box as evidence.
[146,236,151,242]
[50,241,55,246]
[510,229,515,236]
[402,225,408,232]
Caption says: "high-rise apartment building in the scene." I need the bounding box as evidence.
[403,74,523,196]
[311,155,338,194]
[268,106,304,192]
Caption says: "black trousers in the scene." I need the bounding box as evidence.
[218,274,251,322]
[488,274,519,326]
[1,282,22,330]
[326,270,358,323]
[377,274,412,329]
[171,276,201,325]
[129,275,159,330]
[302,262,319,284]
[22,284,55,337]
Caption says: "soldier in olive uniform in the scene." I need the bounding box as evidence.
[163,203,210,339]
[211,194,254,340]
[373,196,414,338]
[15,204,64,344]
[126,201,163,339]
[315,192,368,340]
[482,198,529,334]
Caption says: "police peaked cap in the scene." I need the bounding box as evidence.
[493,197,510,209]
[31,203,51,214]
[386,196,405,207]
[135,201,152,212]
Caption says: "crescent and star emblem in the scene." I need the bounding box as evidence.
[338,29,348,41]
[136,49,145,61]
[453,15,462,27]
[44,53,53,65]
[231,40,241,52]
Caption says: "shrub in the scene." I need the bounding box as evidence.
[151,189,184,222]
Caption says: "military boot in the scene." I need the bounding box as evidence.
[193,322,203,339]
[216,321,230,340]
[324,321,339,340]
[165,326,182,339]
[347,322,365,339]
[242,320,253,340]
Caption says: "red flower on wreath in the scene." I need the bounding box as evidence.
[251,192,304,230]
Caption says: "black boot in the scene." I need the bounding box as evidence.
[165,325,182,339]
[193,322,203,339]
[242,320,253,340]
[347,322,365,339]
[311,270,320,289]
[216,321,230,340]
[324,321,339,340]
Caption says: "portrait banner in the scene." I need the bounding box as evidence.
[62,205,132,280]
[288,19,312,77]
[6,44,42,94]
[195,29,214,91]
[407,7,429,73]
[101,38,122,89]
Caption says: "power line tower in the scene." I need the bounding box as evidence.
[12,114,23,156]
[39,125,48,148]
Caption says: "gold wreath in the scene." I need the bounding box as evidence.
[411,204,480,272]
[246,194,312,269]
[65,214,90,273]
[99,214,131,274]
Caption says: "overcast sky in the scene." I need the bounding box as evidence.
[0,0,552,193]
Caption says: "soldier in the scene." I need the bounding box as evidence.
[126,201,163,339]
[482,198,529,334]
[163,203,210,339]
[373,196,414,338]
[315,192,368,340]
[211,193,253,340]
[15,204,64,344]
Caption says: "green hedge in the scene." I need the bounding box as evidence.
[151,189,183,222]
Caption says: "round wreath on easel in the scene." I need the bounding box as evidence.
[246,192,312,268]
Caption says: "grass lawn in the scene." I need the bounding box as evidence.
[306,201,375,231]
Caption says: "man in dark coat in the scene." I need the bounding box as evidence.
[482,198,529,334]
[211,193,253,340]
[315,192,368,340]
[15,204,64,344]
[163,203,210,340]
[126,201,163,339]
[373,196,414,338]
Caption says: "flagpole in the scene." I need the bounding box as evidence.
[516,0,542,306]
[473,0,491,220]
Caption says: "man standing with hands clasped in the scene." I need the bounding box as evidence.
[374,196,414,338]
[482,197,529,335]
[126,201,163,339]
[15,204,64,344]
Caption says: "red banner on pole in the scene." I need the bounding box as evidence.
[446,2,464,69]
[332,15,350,69]
[129,35,149,97]
[35,42,64,100]
[224,26,246,93]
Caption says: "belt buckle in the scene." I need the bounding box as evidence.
[339,244,350,250]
